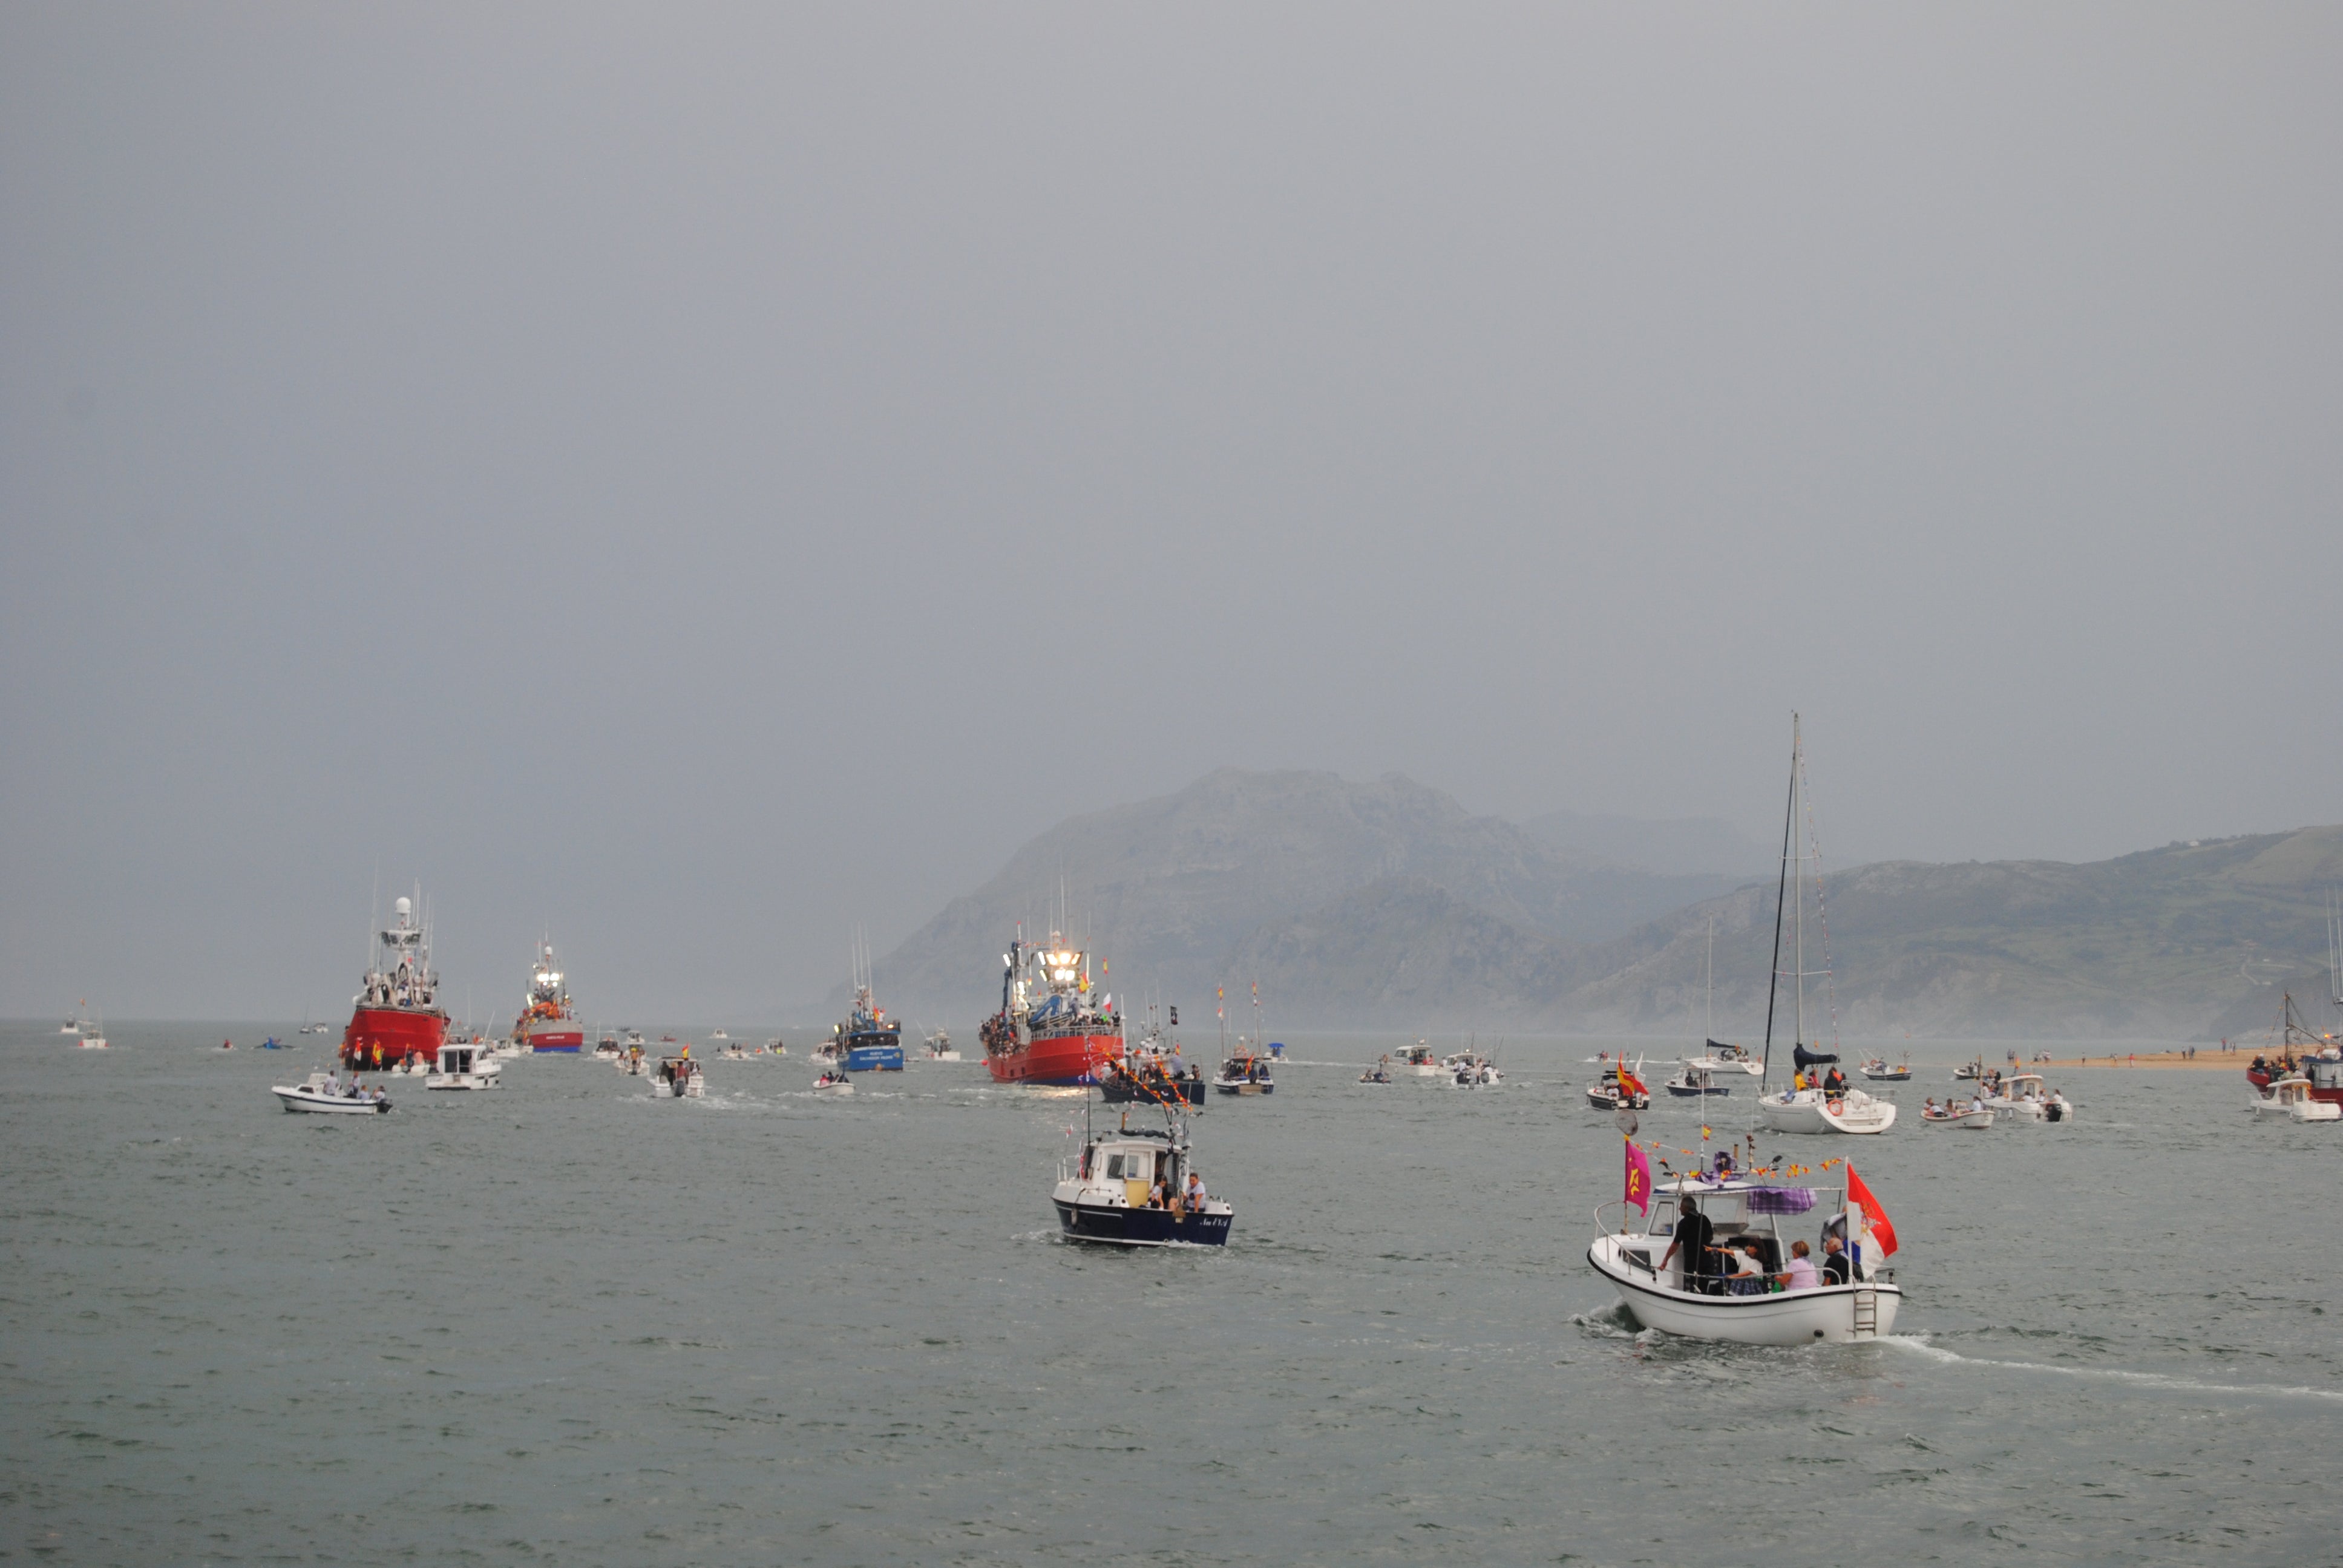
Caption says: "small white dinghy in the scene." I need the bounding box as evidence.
[274,1071,392,1114]
[811,1070,854,1095]
[1919,1102,1994,1129]
[2253,1077,2341,1123]
[425,1041,500,1091]
[1589,1171,1901,1345]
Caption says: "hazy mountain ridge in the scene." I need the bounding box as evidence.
[1558,829,2343,1040]
[853,771,2342,1040]
[848,769,1745,1022]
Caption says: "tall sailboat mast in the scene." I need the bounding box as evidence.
[1793,714,1806,1054]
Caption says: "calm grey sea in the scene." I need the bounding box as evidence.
[4,1022,2338,1566]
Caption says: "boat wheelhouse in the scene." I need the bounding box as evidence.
[1588,1175,1901,1345]
[1400,1042,1440,1076]
[425,1040,499,1091]
[1665,1062,1731,1097]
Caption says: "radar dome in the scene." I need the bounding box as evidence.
[395,896,412,917]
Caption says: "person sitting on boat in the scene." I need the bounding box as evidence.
[1725,1243,1766,1296]
[1148,1175,1168,1209]
[1819,1233,1852,1287]
[1922,1097,1939,1116]
[1780,1239,1820,1292]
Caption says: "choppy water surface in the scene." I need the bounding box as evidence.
[5,1024,2338,1565]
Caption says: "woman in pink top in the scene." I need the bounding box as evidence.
[1780,1238,1821,1291]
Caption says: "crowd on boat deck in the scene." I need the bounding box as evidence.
[1658,1190,1854,1296]
[1791,1064,1850,1094]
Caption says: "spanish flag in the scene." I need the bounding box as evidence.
[1617,1067,1647,1097]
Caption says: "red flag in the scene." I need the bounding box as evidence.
[1622,1137,1652,1215]
[1846,1165,1898,1256]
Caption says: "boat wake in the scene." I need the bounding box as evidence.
[1883,1335,2343,1402]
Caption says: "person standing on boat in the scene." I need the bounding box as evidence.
[1661,1200,1718,1294]
[1185,1171,1207,1209]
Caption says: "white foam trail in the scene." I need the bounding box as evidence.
[1884,1335,2343,1401]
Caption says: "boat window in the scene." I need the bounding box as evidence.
[1650,1198,1675,1235]
[1104,1153,1127,1180]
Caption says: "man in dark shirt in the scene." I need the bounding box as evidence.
[1661,1201,1717,1293]
[1820,1233,1852,1285]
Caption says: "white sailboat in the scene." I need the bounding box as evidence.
[1754,716,1895,1136]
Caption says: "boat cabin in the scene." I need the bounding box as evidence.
[437,1042,480,1076]
[1075,1129,1187,1206]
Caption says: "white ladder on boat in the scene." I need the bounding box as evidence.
[1851,1287,1878,1338]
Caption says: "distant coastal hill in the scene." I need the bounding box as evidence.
[856,769,2343,1042]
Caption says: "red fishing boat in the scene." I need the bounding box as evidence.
[2244,992,2343,1105]
[980,932,1126,1085]
[341,893,448,1072]
[512,940,585,1052]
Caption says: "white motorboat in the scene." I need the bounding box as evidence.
[425,1041,500,1091]
[1981,1071,2074,1123]
[811,1070,854,1094]
[1859,1054,1914,1081]
[923,1030,960,1061]
[709,1030,730,1042]
[764,1036,788,1057]
[2253,1077,2341,1122]
[1399,1041,1440,1076]
[1588,1174,1901,1345]
[1665,1062,1732,1098]
[721,1045,749,1060]
[76,1030,111,1050]
[274,1071,392,1114]
[649,1053,705,1099]
[1445,1050,1502,1088]
[1587,1058,1652,1111]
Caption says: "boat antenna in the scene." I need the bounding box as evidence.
[1760,716,1797,1088]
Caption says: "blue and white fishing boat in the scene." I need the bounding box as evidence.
[830,985,903,1071]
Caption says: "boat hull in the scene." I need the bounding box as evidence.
[1921,1109,1995,1128]
[341,1005,447,1071]
[842,1042,904,1071]
[1054,1198,1233,1247]
[522,1021,584,1053]
[1099,1076,1205,1105]
[1665,1083,1731,1097]
[1756,1089,1897,1135]
[1588,1240,1899,1344]
[986,1030,1122,1086]
[274,1086,392,1114]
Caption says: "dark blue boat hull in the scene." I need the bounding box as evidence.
[1054,1200,1233,1247]
[1666,1083,1731,1096]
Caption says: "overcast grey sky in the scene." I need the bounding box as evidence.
[5,5,2338,1020]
